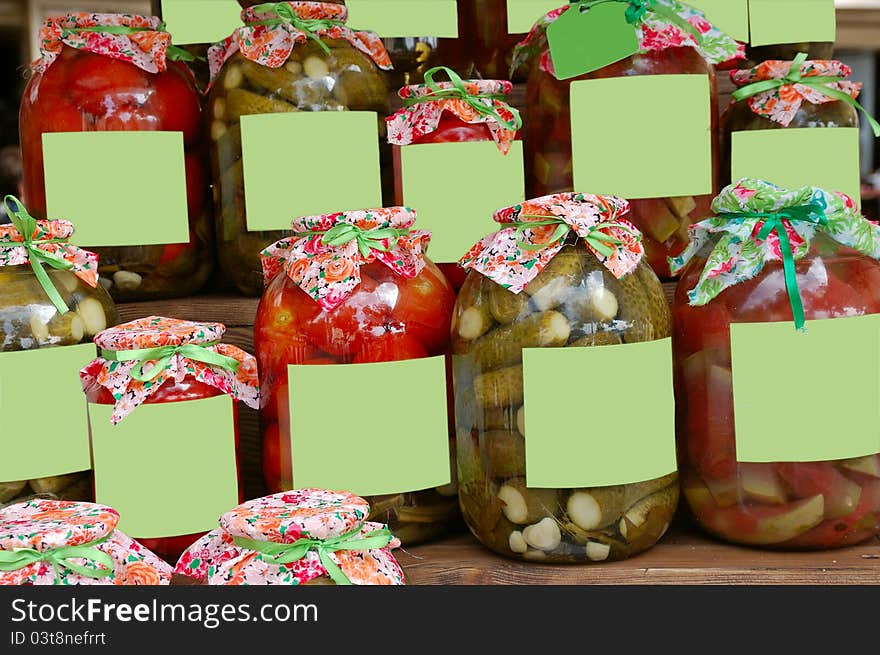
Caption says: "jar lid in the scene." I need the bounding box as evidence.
[0,500,119,553]
[94,316,226,352]
[220,489,370,544]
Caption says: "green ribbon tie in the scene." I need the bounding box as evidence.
[719,202,828,332]
[575,0,704,46]
[233,526,394,585]
[1,195,75,315]
[514,214,642,257]
[60,23,197,62]
[247,2,346,55]
[0,537,114,585]
[101,341,240,382]
[402,66,523,132]
[732,52,880,137]
[297,223,410,259]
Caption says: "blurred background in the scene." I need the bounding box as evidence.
[2,0,880,214]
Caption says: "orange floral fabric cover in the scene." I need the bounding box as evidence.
[0,500,171,585]
[80,316,260,424]
[175,489,405,585]
[0,218,98,288]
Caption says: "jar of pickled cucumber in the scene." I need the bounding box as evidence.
[257,207,457,545]
[513,3,743,278]
[671,179,880,549]
[723,55,873,187]
[19,13,213,302]
[387,67,522,290]
[0,197,117,511]
[80,317,260,562]
[453,193,678,563]
[207,1,393,296]
[174,489,405,585]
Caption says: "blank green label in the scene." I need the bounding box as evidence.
[749,0,835,46]
[731,128,861,207]
[571,75,713,199]
[523,338,677,488]
[686,0,750,41]
[288,357,450,496]
[241,112,382,232]
[43,132,190,247]
[346,0,458,37]
[507,0,565,33]
[162,0,242,45]
[0,344,94,480]
[731,316,880,463]
[90,396,239,538]
[398,141,525,263]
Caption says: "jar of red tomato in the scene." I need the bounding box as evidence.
[19,13,212,302]
[387,67,522,290]
[512,3,743,278]
[257,207,457,544]
[671,179,880,549]
[80,317,260,562]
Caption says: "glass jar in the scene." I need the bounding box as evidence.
[257,207,457,544]
[208,2,393,296]
[453,194,678,563]
[19,14,213,302]
[672,180,880,549]
[465,0,530,81]
[174,490,406,585]
[388,72,522,290]
[81,317,260,562]
[0,499,173,585]
[516,5,742,278]
[723,58,861,187]
[0,199,118,510]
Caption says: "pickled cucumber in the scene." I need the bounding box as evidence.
[488,284,531,324]
[468,311,570,371]
[226,88,299,121]
[525,249,584,311]
[484,430,525,479]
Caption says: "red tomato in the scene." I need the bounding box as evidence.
[95,107,162,131]
[184,152,207,218]
[391,263,454,353]
[802,271,869,320]
[67,52,150,116]
[262,423,291,494]
[438,263,468,291]
[33,98,88,133]
[353,331,428,363]
[838,259,880,312]
[147,64,202,145]
[412,113,494,144]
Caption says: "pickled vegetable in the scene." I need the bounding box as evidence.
[454,239,678,562]
[210,31,392,296]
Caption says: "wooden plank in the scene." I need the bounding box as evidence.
[116,294,259,329]
[397,528,880,585]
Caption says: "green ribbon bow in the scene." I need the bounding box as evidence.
[402,66,523,132]
[0,196,76,315]
[59,23,197,62]
[247,2,346,55]
[297,223,410,259]
[233,526,394,585]
[718,202,828,332]
[732,52,880,137]
[0,537,114,585]
[514,214,642,257]
[575,0,704,46]
[101,341,240,382]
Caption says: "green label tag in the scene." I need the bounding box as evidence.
[346,0,459,37]
[288,357,450,496]
[547,2,640,80]
[0,344,94,481]
[43,132,190,247]
[507,0,566,34]
[161,0,242,45]
[686,0,749,41]
[731,128,861,208]
[749,0,836,47]
[89,396,239,538]
[730,316,880,463]
[523,338,677,488]
[241,112,382,232]
[571,74,713,199]
[397,141,525,263]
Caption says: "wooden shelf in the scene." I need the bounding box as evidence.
[397,525,880,585]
